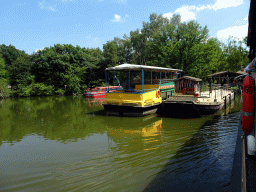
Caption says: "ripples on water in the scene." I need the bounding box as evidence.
[0,96,241,191]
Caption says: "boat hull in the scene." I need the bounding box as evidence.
[102,103,160,117]
[157,101,222,118]
[84,92,106,98]
[194,103,223,116]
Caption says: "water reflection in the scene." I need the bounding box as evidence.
[0,95,243,192]
[106,115,163,152]
[0,96,106,145]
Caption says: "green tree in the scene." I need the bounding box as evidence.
[0,54,10,98]
[31,44,99,94]
[103,41,118,67]
[222,36,249,71]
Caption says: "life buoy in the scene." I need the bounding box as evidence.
[156,90,160,98]
[242,75,255,135]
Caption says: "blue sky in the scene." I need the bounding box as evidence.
[0,0,250,54]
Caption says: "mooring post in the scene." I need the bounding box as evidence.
[220,86,223,99]
[224,96,227,108]
[230,93,231,105]
[215,84,216,101]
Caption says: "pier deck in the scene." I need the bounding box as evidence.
[167,89,234,105]
[158,89,235,118]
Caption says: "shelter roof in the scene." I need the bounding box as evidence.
[208,71,244,77]
[174,76,202,82]
[236,70,247,75]
[105,63,183,72]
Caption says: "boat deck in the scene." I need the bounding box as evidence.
[158,89,235,118]
[167,89,234,105]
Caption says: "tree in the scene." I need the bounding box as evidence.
[103,41,118,67]
[0,54,10,98]
[31,44,100,94]
[222,36,249,71]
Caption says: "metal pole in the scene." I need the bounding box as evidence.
[113,71,115,86]
[160,71,161,84]
[142,69,144,92]
[198,83,201,97]
[108,71,109,92]
[105,71,107,85]
[128,69,130,90]
[151,71,152,91]
[215,84,216,101]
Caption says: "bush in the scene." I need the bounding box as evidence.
[55,88,65,96]
[230,85,239,91]
[0,78,11,98]
[14,84,32,97]
[30,83,54,96]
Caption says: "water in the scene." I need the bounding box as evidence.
[0,95,242,191]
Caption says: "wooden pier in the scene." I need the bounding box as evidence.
[158,86,235,118]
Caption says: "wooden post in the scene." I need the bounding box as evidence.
[224,96,226,108]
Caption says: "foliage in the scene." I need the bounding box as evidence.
[230,85,239,91]
[0,54,6,78]
[55,88,65,96]
[0,13,250,97]
[0,78,10,98]
[103,41,118,67]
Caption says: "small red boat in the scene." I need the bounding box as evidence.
[84,86,122,98]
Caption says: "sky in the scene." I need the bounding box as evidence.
[0,0,251,55]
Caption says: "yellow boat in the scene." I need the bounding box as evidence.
[102,63,183,116]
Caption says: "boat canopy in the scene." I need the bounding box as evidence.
[105,63,183,73]
[174,76,202,82]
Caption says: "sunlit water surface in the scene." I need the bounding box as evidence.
[0,95,242,191]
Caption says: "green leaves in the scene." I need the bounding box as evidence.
[103,41,118,66]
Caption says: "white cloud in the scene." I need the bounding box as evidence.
[113,14,121,22]
[216,24,248,41]
[163,0,244,22]
[162,12,173,20]
[234,14,248,25]
[35,48,45,52]
[211,0,244,11]
[243,15,248,21]
[38,0,56,11]
[174,6,196,22]
[111,14,128,23]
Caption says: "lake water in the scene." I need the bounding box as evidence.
[0,94,242,191]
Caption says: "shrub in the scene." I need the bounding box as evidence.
[31,83,54,96]
[0,78,11,98]
[55,88,65,96]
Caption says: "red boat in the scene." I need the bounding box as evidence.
[84,86,122,98]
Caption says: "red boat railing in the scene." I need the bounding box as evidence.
[85,86,122,93]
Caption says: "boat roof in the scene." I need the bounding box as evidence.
[208,71,245,77]
[174,76,202,82]
[105,63,183,72]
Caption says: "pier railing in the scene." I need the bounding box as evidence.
[199,83,233,99]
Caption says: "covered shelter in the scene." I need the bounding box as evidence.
[105,63,183,93]
[208,71,245,86]
[174,76,202,95]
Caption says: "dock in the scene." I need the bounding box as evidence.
[158,86,235,118]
